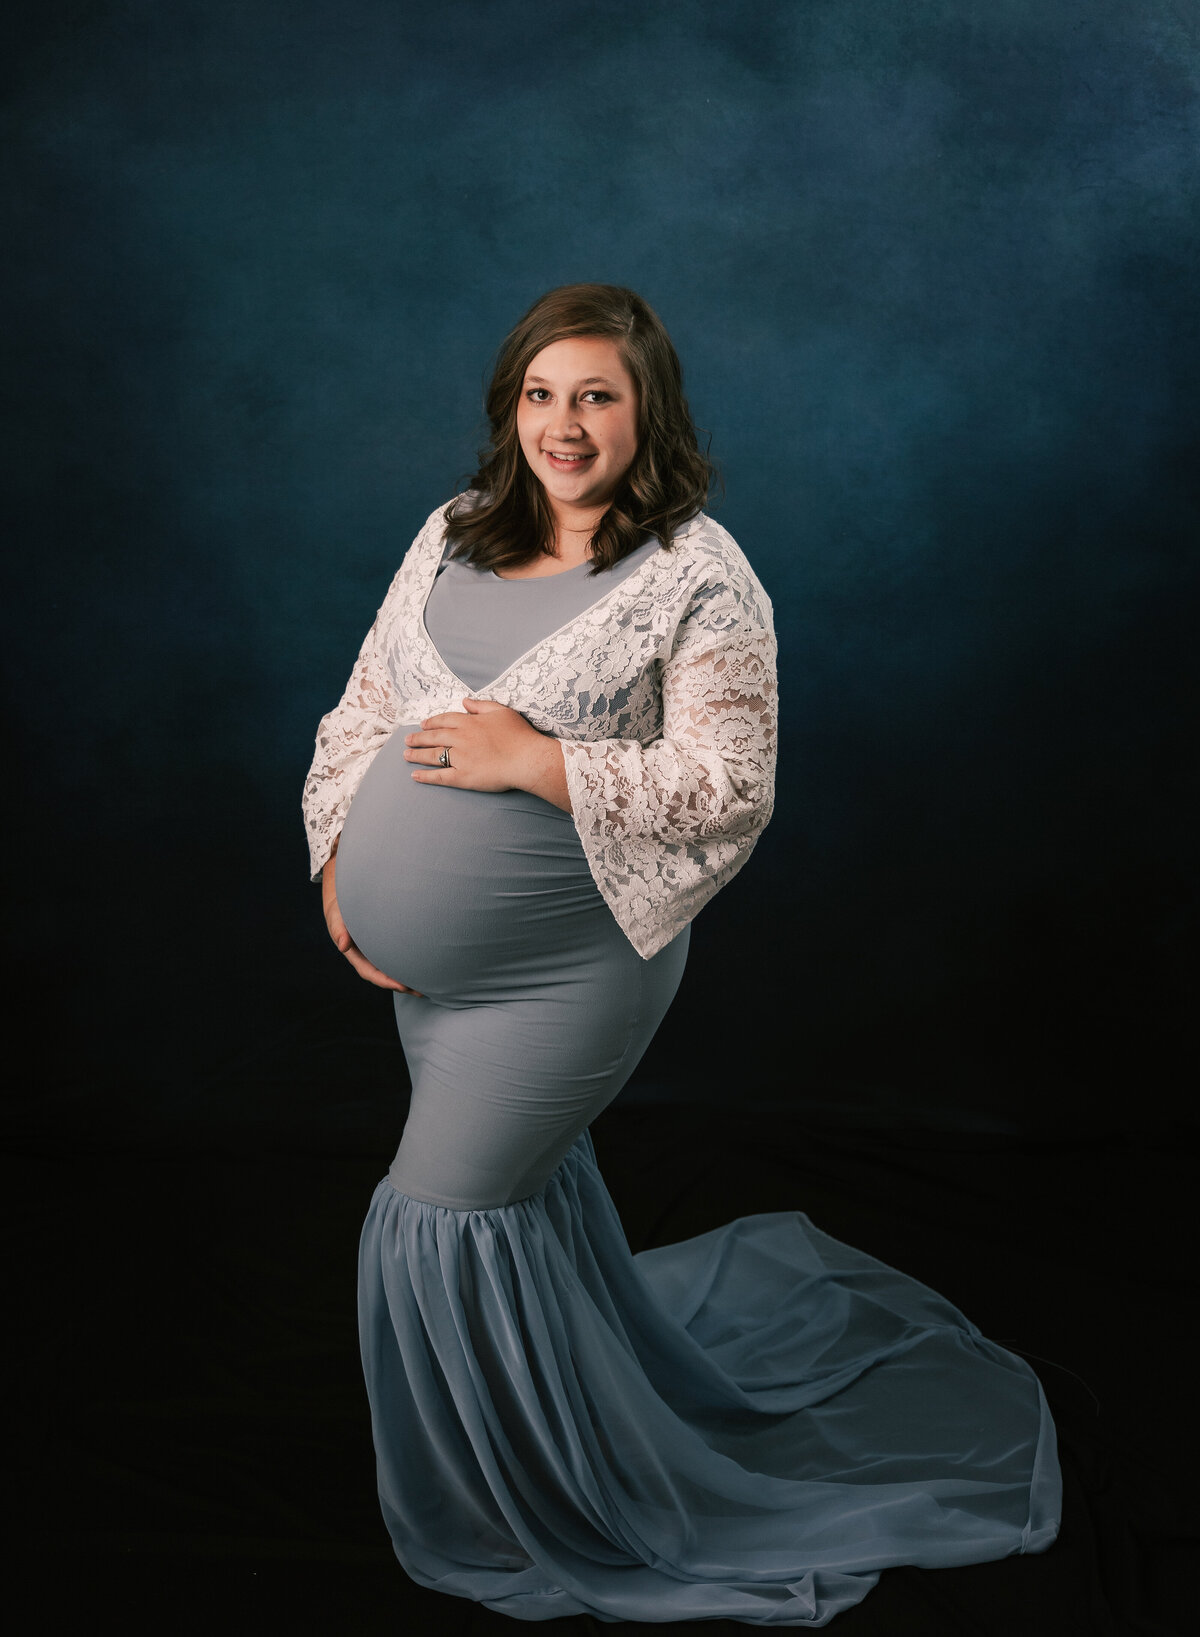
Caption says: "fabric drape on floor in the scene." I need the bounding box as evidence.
[359,1130,1060,1626]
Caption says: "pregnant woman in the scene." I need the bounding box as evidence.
[302,284,1060,1624]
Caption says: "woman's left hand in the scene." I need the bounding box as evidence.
[405,698,571,811]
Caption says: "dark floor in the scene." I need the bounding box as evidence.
[8,1087,1194,1635]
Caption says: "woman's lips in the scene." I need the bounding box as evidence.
[544,449,596,471]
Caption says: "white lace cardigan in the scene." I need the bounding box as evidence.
[302,499,778,959]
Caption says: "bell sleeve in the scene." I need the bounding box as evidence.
[559,568,778,957]
[301,569,405,881]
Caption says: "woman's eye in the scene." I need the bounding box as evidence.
[524,388,612,404]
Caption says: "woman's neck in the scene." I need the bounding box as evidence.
[490,500,603,579]
[552,501,607,556]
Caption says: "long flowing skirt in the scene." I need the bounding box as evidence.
[359,1132,1059,1625]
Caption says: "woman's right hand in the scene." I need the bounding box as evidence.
[321,851,424,996]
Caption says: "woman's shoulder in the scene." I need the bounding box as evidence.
[389,493,478,574]
[420,492,477,540]
[369,498,465,612]
[668,511,774,616]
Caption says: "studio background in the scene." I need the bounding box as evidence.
[6,4,1198,1629]
[6,0,1197,1152]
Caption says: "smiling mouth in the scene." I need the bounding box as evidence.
[543,449,596,465]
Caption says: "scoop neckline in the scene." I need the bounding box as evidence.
[418,525,683,697]
[490,558,592,582]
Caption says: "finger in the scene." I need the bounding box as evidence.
[324,899,351,952]
[461,696,502,712]
[342,942,419,993]
[342,942,386,982]
[411,767,455,784]
[405,746,458,769]
[404,729,457,748]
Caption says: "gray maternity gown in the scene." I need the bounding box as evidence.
[330,535,1062,1626]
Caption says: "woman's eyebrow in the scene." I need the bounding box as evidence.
[524,375,622,387]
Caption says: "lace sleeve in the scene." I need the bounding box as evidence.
[301,574,404,880]
[560,590,778,853]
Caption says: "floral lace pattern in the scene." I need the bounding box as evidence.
[303,500,777,958]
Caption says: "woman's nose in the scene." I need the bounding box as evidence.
[547,400,582,438]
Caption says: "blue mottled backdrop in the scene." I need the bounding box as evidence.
[5,0,1197,1142]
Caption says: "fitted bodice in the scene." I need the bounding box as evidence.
[422,534,661,692]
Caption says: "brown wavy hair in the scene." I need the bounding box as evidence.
[443,283,719,576]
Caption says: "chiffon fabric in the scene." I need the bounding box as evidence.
[359,1132,1060,1625]
[336,539,1061,1625]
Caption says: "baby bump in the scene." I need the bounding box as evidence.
[334,725,609,998]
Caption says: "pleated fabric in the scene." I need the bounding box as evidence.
[359,1130,1061,1626]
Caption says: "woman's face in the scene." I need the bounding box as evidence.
[516,335,639,522]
